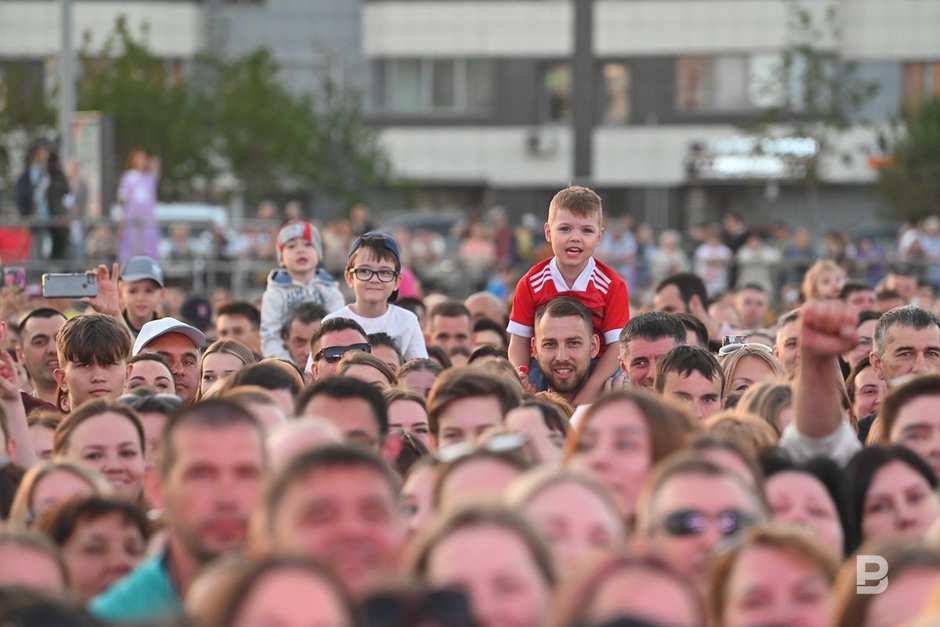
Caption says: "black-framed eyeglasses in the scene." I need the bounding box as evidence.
[314,342,371,364]
[350,268,399,283]
[659,508,756,538]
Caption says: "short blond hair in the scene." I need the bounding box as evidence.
[548,186,603,225]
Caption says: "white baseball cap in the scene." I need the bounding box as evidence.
[133,317,207,356]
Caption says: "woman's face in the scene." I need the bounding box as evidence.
[728,356,777,395]
[766,471,844,554]
[504,407,565,466]
[567,400,651,519]
[31,470,95,523]
[723,546,831,627]
[400,464,436,542]
[62,412,145,499]
[852,366,885,420]
[125,360,175,394]
[61,512,145,601]
[232,569,351,627]
[388,399,431,449]
[522,481,623,575]
[862,461,940,543]
[864,568,940,627]
[426,525,551,627]
[200,352,245,396]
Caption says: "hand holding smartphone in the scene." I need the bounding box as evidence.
[41,273,98,299]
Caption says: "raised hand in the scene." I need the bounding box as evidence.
[81,263,122,318]
[800,300,858,362]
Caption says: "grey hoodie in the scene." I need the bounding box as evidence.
[260,268,345,359]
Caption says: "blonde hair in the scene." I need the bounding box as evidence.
[802,260,846,301]
[705,411,779,455]
[718,346,784,399]
[736,381,792,435]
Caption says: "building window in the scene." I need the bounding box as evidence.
[542,63,572,123]
[601,62,631,124]
[374,59,493,115]
[676,55,758,113]
[903,61,940,110]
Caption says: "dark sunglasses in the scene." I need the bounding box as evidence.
[360,588,476,627]
[660,508,755,538]
[313,342,371,364]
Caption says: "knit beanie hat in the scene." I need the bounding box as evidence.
[276,220,324,263]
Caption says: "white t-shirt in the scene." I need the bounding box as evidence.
[323,305,428,360]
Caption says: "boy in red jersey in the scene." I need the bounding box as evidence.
[507,186,630,404]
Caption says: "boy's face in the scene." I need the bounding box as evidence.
[345,249,401,306]
[545,208,603,272]
[54,356,127,407]
[120,279,164,320]
[281,238,319,274]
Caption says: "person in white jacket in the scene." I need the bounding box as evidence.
[260,220,345,359]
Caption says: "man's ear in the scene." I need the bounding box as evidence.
[0,321,7,344]
[14,346,24,367]
[544,221,552,243]
[870,351,884,381]
[591,334,601,359]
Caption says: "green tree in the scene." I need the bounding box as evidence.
[878,98,940,221]
[78,16,214,198]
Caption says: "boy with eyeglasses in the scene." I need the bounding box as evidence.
[322,232,427,360]
[260,220,345,360]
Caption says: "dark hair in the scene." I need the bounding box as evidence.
[425,346,452,370]
[296,376,389,437]
[35,495,150,548]
[875,289,903,303]
[467,344,508,364]
[280,302,328,340]
[880,373,940,441]
[230,362,301,396]
[618,311,687,349]
[845,356,874,405]
[347,233,401,271]
[857,310,881,327]
[309,317,368,354]
[54,400,145,457]
[158,400,264,479]
[336,352,397,386]
[118,390,183,416]
[0,594,101,626]
[397,358,444,382]
[674,311,709,347]
[471,318,508,347]
[843,445,939,551]
[426,368,520,437]
[16,307,66,336]
[395,298,426,319]
[128,351,173,371]
[56,313,131,367]
[262,445,399,532]
[518,398,570,437]
[429,301,471,323]
[216,301,261,330]
[655,344,725,397]
[737,282,766,295]
[873,305,940,357]
[758,449,852,555]
[841,280,873,300]
[655,273,708,309]
[534,297,593,335]
[368,332,403,366]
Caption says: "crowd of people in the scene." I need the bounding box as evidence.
[0,184,939,626]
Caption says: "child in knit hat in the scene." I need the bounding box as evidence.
[260,220,345,359]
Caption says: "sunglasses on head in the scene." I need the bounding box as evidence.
[660,508,755,538]
[314,342,371,364]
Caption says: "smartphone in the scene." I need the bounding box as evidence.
[3,267,25,289]
[41,273,97,299]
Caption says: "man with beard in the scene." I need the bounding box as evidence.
[532,297,599,403]
[92,400,266,622]
[258,444,405,598]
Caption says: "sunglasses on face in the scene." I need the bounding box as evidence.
[314,342,371,364]
[660,508,756,538]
